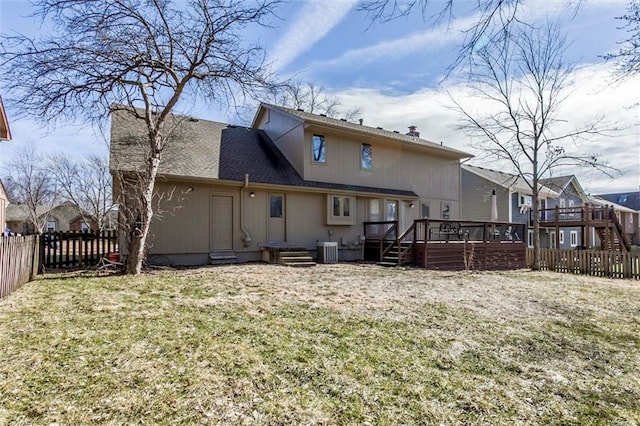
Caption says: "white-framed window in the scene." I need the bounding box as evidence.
[550,231,556,249]
[361,143,373,169]
[80,222,90,232]
[559,230,565,245]
[312,134,326,163]
[570,230,578,247]
[568,199,574,207]
[327,194,355,225]
[46,221,56,232]
[527,230,534,248]
[421,202,430,219]
[559,198,566,208]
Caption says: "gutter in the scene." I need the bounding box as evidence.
[240,174,252,247]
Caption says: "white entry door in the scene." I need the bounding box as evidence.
[210,195,233,250]
[268,193,286,242]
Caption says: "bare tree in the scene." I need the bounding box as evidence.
[450,22,618,270]
[274,80,361,120]
[358,0,579,72]
[47,154,115,231]
[2,142,59,233]
[604,0,640,78]
[0,0,282,274]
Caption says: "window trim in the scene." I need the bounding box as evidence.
[559,230,565,245]
[361,143,373,170]
[327,194,355,225]
[527,229,534,248]
[312,134,326,164]
[570,230,578,247]
[550,231,556,249]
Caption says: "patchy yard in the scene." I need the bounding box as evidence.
[1,264,639,424]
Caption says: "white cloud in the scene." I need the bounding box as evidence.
[306,1,575,72]
[334,62,640,194]
[267,0,358,73]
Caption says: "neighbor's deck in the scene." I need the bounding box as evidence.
[364,219,526,271]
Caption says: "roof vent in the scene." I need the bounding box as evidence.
[188,117,199,122]
[406,125,420,138]
[393,130,399,134]
[320,113,327,117]
[297,108,304,112]
[359,119,363,125]
[340,118,347,122]
[377,126,383,130]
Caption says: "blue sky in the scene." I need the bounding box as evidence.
[0,0,638,194]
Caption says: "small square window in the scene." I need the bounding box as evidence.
[559,230,565,245]
[327,195,355,225]
[361,143,372,169]
[312,134,326,163]
[527,230,534,248]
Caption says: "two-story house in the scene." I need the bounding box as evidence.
[110,103,472,265]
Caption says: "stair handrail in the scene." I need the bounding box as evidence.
[396,223,416,264]
[608,206,632,252]
[380,221,398,261]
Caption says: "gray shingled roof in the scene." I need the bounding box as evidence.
[110,108,417,198]
[462,164,560,198]
[597,191,640,211]
[253,103,473,159]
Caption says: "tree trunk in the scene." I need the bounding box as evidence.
[125,151,161,275]
[531,176,541,271]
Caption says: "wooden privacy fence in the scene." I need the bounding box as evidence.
[41,230,118,270]
[527,248,640,280]
[1,235,40,298]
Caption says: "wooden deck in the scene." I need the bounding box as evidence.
[532,205,631,252]
[364,219,526,271]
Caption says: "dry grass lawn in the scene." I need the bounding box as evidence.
[1,263,639,425]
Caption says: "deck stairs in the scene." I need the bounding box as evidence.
[279,250,316,267]
[209,250,237,265]
[378,241,414,266]
[595,210,632,252]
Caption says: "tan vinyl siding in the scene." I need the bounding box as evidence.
[461,169,511,221]
[303,129,460,202]
[147,183,213,255]
[259,110,305,176]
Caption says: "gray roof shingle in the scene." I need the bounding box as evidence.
[110,108,417,198]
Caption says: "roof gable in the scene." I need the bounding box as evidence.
[540,175,588,202]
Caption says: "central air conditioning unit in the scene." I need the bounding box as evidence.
[317,241,338,263]
[519,194,533,207]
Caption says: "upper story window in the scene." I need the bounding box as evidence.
[361,143,372,169]
[312,134,326,163]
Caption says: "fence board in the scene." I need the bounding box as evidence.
[527,248,639,280]
[41,231,118,270]
[0,235,39,298]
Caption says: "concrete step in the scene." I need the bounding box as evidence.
[209,251,237,265]
[280,256,315,262]
[282,261,317,267]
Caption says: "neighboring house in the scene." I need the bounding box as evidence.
[538,175,589,250]
[6,201,94,234]
[460,164,559,247]
[0,96,11,141]
[110,104,472,265]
